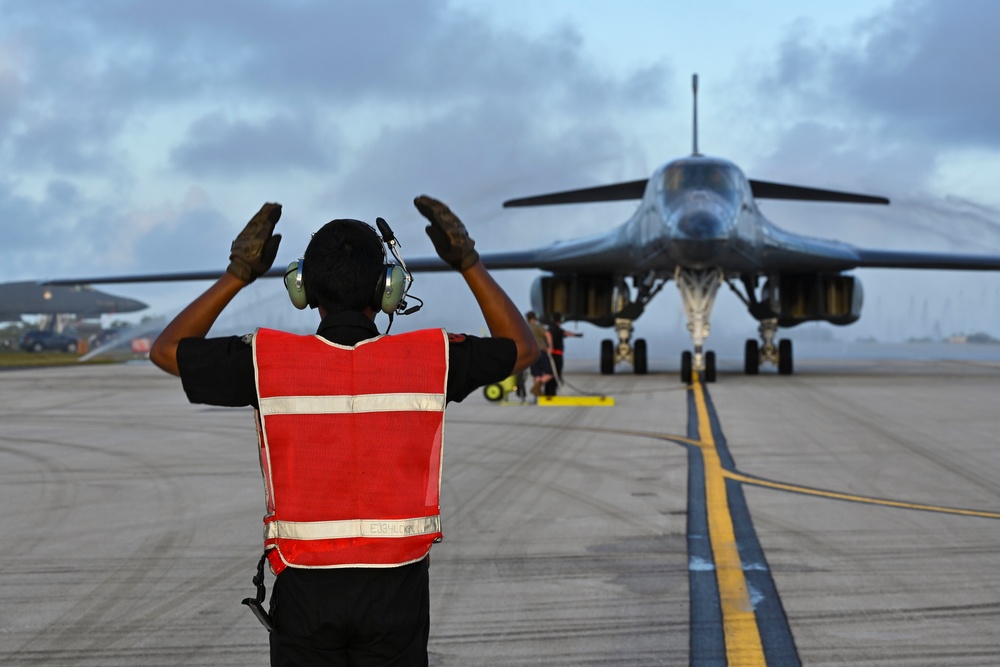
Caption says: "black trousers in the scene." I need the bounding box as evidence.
[544,354,563,396]
[269,558,430,667]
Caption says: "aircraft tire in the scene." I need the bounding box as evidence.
[600,339,615,375]
[634,338,648,375]
[680,350,693,384]
[744,339,759,375]
[483,383,505,402]
[778,338,793,375]
[704,350,716,383]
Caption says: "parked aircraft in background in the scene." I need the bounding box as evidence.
[0,281,147,326]
[48,76,1000,382]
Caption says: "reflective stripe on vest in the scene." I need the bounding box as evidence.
[266,515,441,541]
[253,327,449,572]
[259,393,445,416]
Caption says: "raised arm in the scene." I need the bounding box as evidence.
[414,196,538,373]
[150,202,282,376]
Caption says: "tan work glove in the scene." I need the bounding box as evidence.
[227,202,282,283]
[413,195,479,272]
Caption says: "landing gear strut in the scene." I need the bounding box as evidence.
[676,267,723,383]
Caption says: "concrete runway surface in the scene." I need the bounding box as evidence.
[1,357,999,666]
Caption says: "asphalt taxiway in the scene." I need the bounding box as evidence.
[1,356,999,665]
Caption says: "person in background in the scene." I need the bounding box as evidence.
[525,311,552,399]
[544,312,582,396]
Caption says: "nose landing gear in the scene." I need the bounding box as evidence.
[676,267,723,383]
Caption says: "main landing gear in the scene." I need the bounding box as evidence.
[600,317,647,375]
[743,318,793,375]
[600,273,665,376]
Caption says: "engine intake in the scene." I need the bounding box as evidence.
[530,274,627,327]
[762,273,863,327]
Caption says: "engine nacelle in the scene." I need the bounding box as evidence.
[530,274,629,327]
[762,273,863,327]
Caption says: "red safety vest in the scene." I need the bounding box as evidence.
[252,327,449,574]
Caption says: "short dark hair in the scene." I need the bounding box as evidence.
[303,219,384,313]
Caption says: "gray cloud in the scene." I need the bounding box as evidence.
[747,120,940,198]
[0,0,669,277]
[0,177,84,273]
[171,112,338,176]
[322,101,632,228]
[2,1,660,112]
[129,205,232,270]
[839,1,1000,146]
[764,0,1000,147]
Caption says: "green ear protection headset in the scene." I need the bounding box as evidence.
[283,217,416,317]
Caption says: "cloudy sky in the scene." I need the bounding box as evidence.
[3,0,1000,351]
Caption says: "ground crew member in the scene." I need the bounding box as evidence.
[544,312,582,396]
[525,311,552,397]
[150,196,537,666]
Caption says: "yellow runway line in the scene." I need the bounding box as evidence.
[692,381,767,666]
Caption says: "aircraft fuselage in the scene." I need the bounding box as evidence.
[530,155,864,281]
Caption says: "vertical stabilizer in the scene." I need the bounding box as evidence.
[692,73,700,156]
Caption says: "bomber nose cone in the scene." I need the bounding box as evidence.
[118,296,148,313]
[671,211,730,265]
[96,293,148,314]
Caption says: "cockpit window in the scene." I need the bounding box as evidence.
[661,162,742,206]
